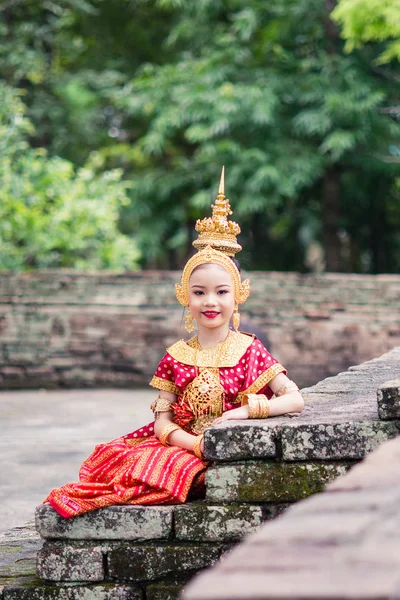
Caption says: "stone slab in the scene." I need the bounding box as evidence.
[182,566,400,600]
[35,505,173,541]
[377,379,400,419]
[36,542,104,582]
[3,581,142,599]
[203,423,276,461]
[280,420,400,460]
[183,435,400,600]
[107,544,224,582]
[205,462,349,502]
[174,504,263,542]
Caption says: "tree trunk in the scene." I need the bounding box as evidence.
[322,166,342,272]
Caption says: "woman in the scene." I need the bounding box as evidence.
[46,169,304,518]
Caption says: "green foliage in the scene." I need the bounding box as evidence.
[1,0,399,272]
[0,83,139,271]
[332,0,400,63]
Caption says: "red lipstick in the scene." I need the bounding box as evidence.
[202,311,220,319]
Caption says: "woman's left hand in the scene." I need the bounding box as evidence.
[212,405,249,425]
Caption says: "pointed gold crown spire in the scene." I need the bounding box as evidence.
[192,167,242,256]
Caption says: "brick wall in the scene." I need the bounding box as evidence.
[0,270,399,389]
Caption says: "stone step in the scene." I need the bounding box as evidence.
[36,541,227,583]
[36,502,286,544]
[377,379,400,419]
[206,462,349,503]
[204,419,400,462]
[35,505,173,541]
[2,581,142,600]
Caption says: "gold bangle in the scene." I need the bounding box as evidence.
[247,394,270,419]
[192,434,204,459]
[274,380,299,397]
[258,397,270,418]
[159,423,181,446]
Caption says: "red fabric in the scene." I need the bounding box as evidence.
[46,435,207,518]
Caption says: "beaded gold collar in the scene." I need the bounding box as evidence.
[167,331,254,368]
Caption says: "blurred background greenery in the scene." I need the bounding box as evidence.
[0,0,399,273]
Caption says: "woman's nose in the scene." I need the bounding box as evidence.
[204,294,217,306]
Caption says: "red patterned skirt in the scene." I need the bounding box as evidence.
[46,425,207,518]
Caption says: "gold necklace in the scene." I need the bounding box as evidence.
[183,332,232,434]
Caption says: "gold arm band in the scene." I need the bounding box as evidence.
[274,380,300,397]
[244,394,270,419]
[159,423,181,446]
[151,395,175,415]
[193,434,204,460]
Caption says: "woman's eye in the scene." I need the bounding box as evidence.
[194,291,204,296]
[218,290,229,295]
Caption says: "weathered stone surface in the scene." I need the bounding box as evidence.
[146,582,184,600]
[377,379,400,419]
[35,505,173,541]
[174,504,263,542]
[203,423,276,461]
[3,581,142,599]
[0,523,43,594]
[1,271,399,390]
[206,462,349,502]
[280,420,400,461]
[107,545,223,582]
[183,435,400,600]
[36,542,103,582]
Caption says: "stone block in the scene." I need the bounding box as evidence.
[206,462,348,502]
[3,581,142,599]
[280,420,400,460]
[107,544,223,582]
[174,504,263,542]
[203,423,277,461]
[36,542,104,582]
[146,582,185,600]
[377,379,400,419]
[35,505,173,541]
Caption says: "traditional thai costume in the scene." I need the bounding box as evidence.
[45,169,287,518]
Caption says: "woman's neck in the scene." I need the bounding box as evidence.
[196,326,231,349]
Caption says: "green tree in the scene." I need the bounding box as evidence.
[1,0,399,273]
[332,0,400,63]
[0,82,139,270]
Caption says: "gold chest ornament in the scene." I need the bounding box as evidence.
[183,367,224,434]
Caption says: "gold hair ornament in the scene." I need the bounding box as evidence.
[175,167,250,307]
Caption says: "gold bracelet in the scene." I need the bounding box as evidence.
[247,394,270,419]
[159,423,181,446]
[258,397,270,418]
[192,434,204,459]
[150,395,175,414]
[274,380,300,397]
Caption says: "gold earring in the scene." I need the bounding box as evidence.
[233,304,240,331]
[185,308,195,333]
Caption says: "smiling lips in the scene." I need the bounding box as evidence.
[202,311,220,319]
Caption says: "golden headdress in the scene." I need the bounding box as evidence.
[175,168,250,330]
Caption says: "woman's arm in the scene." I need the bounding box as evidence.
[153,391,200,452]
[213,373,304,424]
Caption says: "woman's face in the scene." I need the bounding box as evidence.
[188,263,235,333]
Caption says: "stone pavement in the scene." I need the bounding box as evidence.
[0,388,154,533]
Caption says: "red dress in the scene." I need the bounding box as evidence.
[46,333,285,518]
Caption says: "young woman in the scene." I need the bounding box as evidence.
[46,171,304,518]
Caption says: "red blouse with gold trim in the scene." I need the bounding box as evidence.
[148,331,286,432]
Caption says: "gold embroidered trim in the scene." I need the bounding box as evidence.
[149,376,179,395]
[167,331,254,367]
[237,363,286,403]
